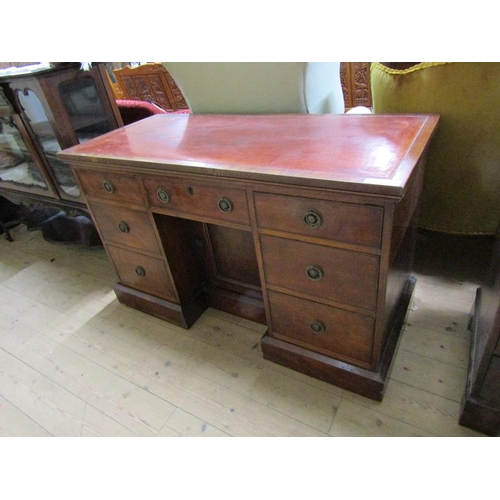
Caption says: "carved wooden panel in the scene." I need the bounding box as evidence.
[165,70,188,109]
[121,75,140,100]
[148,74,171,110]
[340,62,351,108]
[134,75,155,102]
[113,63,189,111]
[340,63,372,110]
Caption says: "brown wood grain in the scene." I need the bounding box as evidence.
[260,234,379,311]
[107,244,176,302]
[143,175,250,225]
[268,290,374,366]
[78,169,145,206]
[255,192,383,248]
[89,201,161,255]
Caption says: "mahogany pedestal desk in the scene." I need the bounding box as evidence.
[59,114,439,401]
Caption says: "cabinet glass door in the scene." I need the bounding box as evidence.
[58,76,112,143]
[0,116,52,195]
[17,88,80,198]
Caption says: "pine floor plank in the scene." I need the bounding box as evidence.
[0,394,51,437]
[405,305,472,337]
[0,314,176,437]
[9,231,116,281]
[389,349,468,402]
[399,324,471,368]
[407,276,474,334]
[77,295,341,433]
[343,379,483,437]
[84,307,340,433]
[157,408,231,437]
[0,263,24,284]
[67,275,117,305]
[0,348,134,437]
[0,284,100,343]
[329,399,435,437]
[0,244,39,271]
[0,347,86,437]
[148,305,353,409]
[416,285,478,314]
[2,269,111,317]
[58,316,330,437]
[0,278,331,436]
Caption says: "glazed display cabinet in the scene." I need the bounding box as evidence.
[0,62,123,244]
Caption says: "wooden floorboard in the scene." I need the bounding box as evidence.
[0,225,493,437]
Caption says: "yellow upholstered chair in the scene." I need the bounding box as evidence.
[370,62,500,235]
[162,62,346,114]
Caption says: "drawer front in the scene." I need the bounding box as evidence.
[107,245,177,302]
[77,169,145,206]
[254,192,383,248]
[90,201,161,254]
[268,290,374,365]
[261,235,379,310]
[143,176,250,225]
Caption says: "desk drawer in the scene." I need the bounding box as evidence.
[254,192,382,248]
[90,201,161,254]
[268,290,374,365]
[77,169,145,206]
[260,235,379,310]
[108,245,176,302]
[143,176,250,225]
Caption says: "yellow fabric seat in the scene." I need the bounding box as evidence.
[370,62,500,235]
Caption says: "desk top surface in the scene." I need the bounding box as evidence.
[60,113,439,197]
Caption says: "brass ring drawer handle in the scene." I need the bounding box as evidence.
[157,187,171,204]
[218,196,233,213]
[304,210,322,228]
[103,180,115,194]
[306,265,324,281]
[310,320,326,334]
[118,221,130,233]
[135,266,146,277]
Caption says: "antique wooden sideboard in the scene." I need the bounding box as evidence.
[59,113,439,400]
[460,222,500,435]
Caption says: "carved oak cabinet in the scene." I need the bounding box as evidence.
[59,113,439,400]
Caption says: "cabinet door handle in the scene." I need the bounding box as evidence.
[118,221,130,233]
[310,320,326,334]
[218,196,233,213]
[304,210,322,228]
[157,187,170,203]
[306,265,324,281]
[103,180,115,194]
[135,266,146,277]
